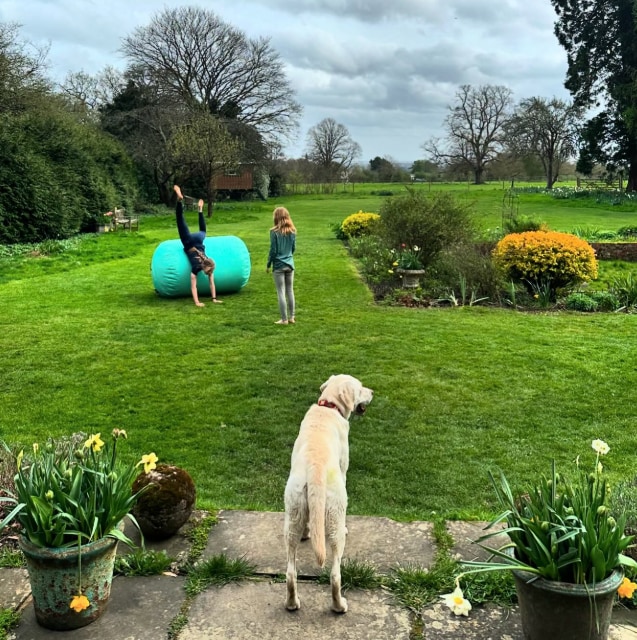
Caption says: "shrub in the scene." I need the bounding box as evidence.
[492,231,598,299]
[379,190,475,269]
[609,273,637,308]
[503,215,547,234]
[617,226,637,239]
[564,292,598,312]
[348,234,395,285]
[340,211,381,238]
[590,290,620,312]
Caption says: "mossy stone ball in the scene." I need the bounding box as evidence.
[132,464,196,540]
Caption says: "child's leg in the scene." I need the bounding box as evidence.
[273,270,288,322]
[175,200,192,246]
[285,270,295,320]
[198,210,207,234]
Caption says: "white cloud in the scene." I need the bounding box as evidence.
[0,0,570,162]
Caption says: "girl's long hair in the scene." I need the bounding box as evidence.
[271,207,296,235]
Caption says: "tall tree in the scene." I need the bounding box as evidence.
[0,22,50,114]
[506,97,582,189]
[169,112,242,218]
[305,118,361,182]
[423,84,513,184]
[120,6,302,144]
[551,0,637,190]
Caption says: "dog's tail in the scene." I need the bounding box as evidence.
[307,464,327,567]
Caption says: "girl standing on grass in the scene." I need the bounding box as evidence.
[266,207,296,325]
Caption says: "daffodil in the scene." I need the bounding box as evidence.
[69,594,90,613]
[618,577,637,599]
[84,434,105,453]
[139,452,158,474]
[592,439,610,455]
[441,585,471,616]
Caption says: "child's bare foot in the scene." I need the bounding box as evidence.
[173,185,183,200]
[195,301,205,307]
[198,199,204,212]
[213,299,223,304]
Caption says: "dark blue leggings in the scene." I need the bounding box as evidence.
[175,200,206,248]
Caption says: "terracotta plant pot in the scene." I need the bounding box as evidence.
[513,567,623,640]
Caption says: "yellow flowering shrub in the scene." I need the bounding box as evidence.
[492,231,598,292]
[341,211,380,237]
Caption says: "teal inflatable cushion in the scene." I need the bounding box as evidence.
[151,236,251,298]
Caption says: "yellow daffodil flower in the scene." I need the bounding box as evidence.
[16,449,24,469]
[84,434,105,453]
[69,594,90,613]
[139,452,158,474]
[618,577,637,599]
[441,585,472,616]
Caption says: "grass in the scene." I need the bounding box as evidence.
[3,186,637,523]
[114,549,174,576]
[184,554,257,596]
[0,609,20,640]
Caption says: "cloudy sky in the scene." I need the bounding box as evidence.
[1,0,570,164]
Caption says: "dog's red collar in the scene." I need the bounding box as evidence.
[318,399,344,418]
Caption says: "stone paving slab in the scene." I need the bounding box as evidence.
[180,580,413,640]
[205,510,435,576]
[0,568,29,611]
[447,521,510,562]
[10,575,186,640]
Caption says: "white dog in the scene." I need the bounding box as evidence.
[284,374,374,613]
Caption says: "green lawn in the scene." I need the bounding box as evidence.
[2,187,637,522]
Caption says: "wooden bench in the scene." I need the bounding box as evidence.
[576,177,623,191]
[183,196,197,211]
[113,207,139,231]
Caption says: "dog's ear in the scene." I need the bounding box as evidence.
[320,375,335,393]
[336,380,358,415]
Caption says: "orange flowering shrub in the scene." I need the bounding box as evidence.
[492,231,597,293]
[341,211,380,237]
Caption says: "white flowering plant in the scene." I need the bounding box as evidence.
[441,440,637,617]
[462,439,637,584]
[394,244,424,270]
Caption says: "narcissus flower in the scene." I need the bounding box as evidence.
[618,577,637,599]
[139,452,159,474]
[69,594,90,613]
[84,434,105,453]
[441,585,472,616]
[592,439,610,455]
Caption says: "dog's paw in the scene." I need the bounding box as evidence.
[285,598,301,611]
[332,597,348,614]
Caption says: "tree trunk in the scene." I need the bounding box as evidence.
[206,181,216,218]
[627,159,637,193]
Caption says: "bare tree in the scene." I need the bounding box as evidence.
[506,97,582,189]
[0,22,51,114]
[59,66,124,120]
[120,6,302,144]
[169,111,242,217]
[423,84,513,184]
[305,118,362,182]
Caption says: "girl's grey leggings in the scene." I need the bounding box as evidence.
[273,268,295,321]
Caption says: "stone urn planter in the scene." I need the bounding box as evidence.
[512,566,622,640]
[132,464,196,540]
[396,268,425,288]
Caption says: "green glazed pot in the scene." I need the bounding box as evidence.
[19,530,120,630]
[513,566,623,640]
